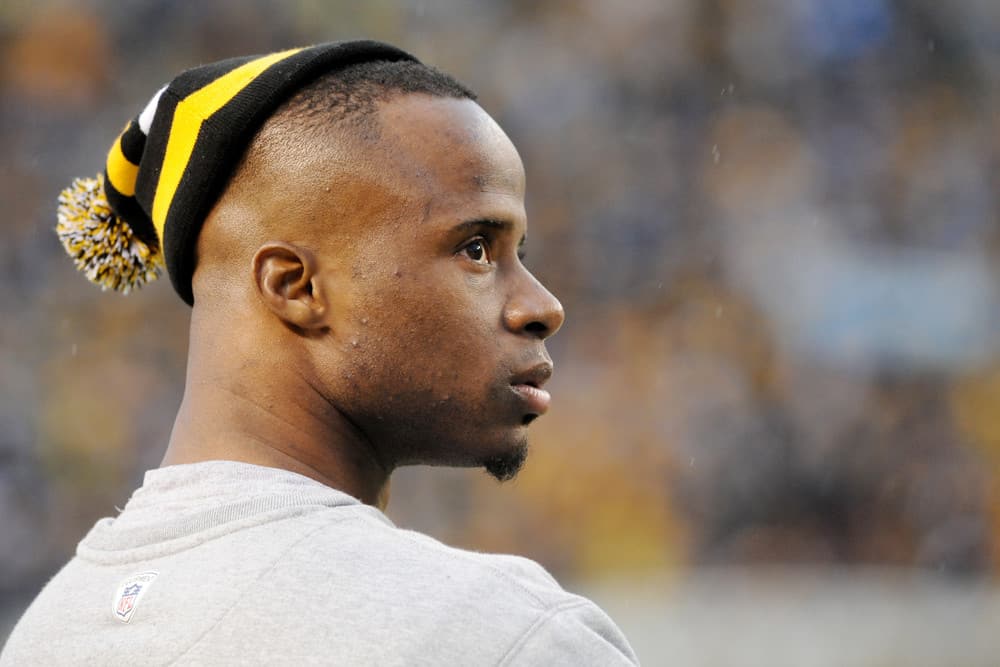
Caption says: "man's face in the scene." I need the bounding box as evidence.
[308,95,564,480]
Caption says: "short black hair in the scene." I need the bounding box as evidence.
[269,59,477,139]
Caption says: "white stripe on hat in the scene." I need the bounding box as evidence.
[137,85,168,135]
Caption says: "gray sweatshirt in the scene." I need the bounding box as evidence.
[1,461,638,665]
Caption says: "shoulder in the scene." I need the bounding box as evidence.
[233,506,638,664]
[288,505,568,609]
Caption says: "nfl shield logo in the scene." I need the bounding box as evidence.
[112,571,159,623]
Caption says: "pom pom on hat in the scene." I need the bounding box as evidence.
[56,174,163,293]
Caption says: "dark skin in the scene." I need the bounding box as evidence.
[161,94,564,509]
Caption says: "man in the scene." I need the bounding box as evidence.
[2,41,637,664]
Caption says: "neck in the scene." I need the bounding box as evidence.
[161,339,391,509]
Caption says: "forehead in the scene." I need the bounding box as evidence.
[374,95,526,200]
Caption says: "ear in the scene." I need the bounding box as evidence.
[252,242,328,331]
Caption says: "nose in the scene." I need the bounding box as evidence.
[503,269,565,339]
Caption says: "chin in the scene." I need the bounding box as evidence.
[389,417,531,479]
[480,438,529,482]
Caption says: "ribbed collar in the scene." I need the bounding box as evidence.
[77,461,389,564]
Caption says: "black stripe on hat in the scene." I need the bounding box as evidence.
[167,54,263,99]
[103,172,159,249]
[119,120,147,164]
[133,87,182,214]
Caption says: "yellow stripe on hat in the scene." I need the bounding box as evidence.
[106,125,139,197]
[151,47,302,239]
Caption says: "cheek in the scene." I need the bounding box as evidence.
[350,273,503,397]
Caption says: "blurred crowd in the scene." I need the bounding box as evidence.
[1,0,999,616]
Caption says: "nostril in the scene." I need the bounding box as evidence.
[524,321,547,336]
[522,414,538,425]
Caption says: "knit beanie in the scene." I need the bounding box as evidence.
[56,40,418,305]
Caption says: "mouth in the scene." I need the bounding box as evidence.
[510,362,553,421]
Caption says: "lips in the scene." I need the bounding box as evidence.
[510,362,553,418]
[511,383,551,416]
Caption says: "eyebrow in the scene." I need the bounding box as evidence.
[452,218,527,247]
[452,218,511,232]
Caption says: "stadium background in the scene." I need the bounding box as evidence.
[2,1,999,663]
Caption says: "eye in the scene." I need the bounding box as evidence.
[461,238,491,264]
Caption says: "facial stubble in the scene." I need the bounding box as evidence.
[482,439,528,482]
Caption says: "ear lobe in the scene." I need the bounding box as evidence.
[253,242,327,331]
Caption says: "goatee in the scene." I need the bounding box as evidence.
[482,443,528,482]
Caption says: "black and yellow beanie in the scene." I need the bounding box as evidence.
[57,40,417,305]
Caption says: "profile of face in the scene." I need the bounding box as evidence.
[278,95,565,480]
